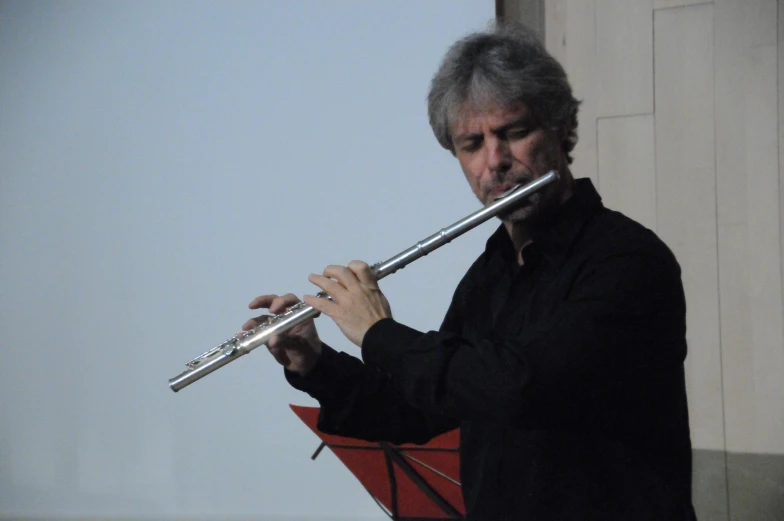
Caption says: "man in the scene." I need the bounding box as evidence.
[244,23,696,521]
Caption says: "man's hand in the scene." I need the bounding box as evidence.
[304,260,392,347]
[243,293,322,376]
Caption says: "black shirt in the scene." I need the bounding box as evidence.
[287,178,695,520]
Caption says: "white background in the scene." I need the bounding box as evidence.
[0,1,496,519]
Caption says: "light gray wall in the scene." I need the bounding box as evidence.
[497,0,544,40]
[0,1,495,519]
[504,0,784,520]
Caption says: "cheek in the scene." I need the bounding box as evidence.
[509,140,535,164]
[512,138,554,169]
[537,134,564,165]
[458,154,486,186]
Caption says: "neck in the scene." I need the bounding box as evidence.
[504,222,532,259]
[504,170,575,264]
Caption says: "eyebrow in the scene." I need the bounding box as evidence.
[453,116,535,144]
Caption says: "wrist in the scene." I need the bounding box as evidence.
[290,342,322,376]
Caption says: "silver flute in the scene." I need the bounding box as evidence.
[168,170,558,392]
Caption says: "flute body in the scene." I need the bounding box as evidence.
[168,170,558,392]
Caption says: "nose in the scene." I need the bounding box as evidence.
[487,136,511,175]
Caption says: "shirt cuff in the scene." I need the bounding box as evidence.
[361,317,425,375]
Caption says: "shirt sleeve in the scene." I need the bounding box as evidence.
[285,341,460,444]
[360,249,687,425]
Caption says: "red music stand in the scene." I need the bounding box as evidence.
[290,405,465,520]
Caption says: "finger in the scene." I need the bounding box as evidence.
[270,293,300,314]
[304,293,338,317]
[308,273,348,301]
[242,314,272,331]
[249,294,278,310]
[322,265,361,291]
[347,260,378,288]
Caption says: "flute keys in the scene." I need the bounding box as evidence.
[185,344,224,368]
[221,339,238,356]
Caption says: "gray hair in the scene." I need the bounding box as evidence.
[427,22,580,163]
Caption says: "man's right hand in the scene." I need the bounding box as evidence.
[244,293,322,376]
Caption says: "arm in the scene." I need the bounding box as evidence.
[359,250,687,425]
[285,342,460,444]
[245,293,458,443]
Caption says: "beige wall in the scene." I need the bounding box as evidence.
[500,1,784,519]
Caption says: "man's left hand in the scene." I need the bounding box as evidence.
[304,260,392,347]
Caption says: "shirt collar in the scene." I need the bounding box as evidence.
[484,178,604,268]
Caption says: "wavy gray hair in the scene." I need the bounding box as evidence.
[427,22,580,163]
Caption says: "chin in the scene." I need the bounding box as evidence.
[498,205,535,223]
[498,194,542,223]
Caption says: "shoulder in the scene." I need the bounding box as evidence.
[570,208,686,310]
[581,207,681,273]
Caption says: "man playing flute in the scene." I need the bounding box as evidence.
[246,22,696,521]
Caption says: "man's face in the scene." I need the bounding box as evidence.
[451,102,566,223]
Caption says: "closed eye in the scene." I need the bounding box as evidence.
[505,127,531,140]
[459,138,483,153]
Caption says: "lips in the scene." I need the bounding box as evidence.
[497,184,515,193]
[489,181,528,199]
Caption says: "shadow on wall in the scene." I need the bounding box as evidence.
[693,450,784,521]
